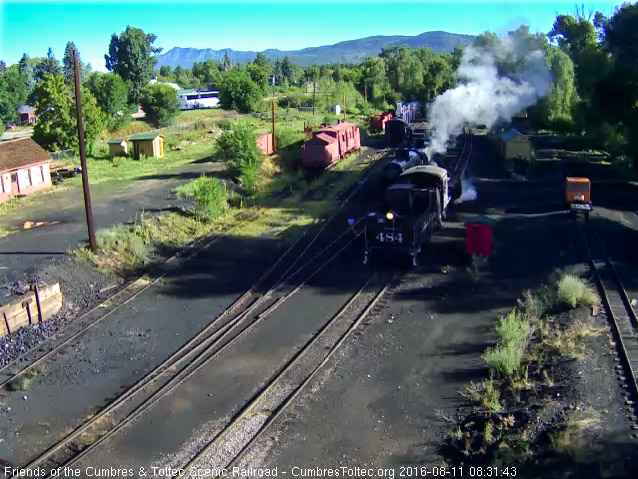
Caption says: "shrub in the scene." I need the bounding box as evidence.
[483,309,530,377]
[214,123,264,193]
[557,274,600,309]
[483,344,524,377]
[139,83,180,127]
[96,224,150,268]
[175,175,228,221]
[217,118,233,130]
[496,310,530,350]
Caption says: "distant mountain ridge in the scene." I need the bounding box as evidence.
[155,31,475,68]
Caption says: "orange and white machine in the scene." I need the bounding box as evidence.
[566,177,592,217]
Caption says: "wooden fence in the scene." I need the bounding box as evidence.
[0,283,63,338]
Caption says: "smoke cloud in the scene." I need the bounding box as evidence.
[426,36,551,157]
[454,178,478,204]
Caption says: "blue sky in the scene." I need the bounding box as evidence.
[0,0,624,71]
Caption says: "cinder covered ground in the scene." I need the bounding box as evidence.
[242,136,637,476]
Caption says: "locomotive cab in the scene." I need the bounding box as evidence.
[364,166,450,267]
[566,177,592,219]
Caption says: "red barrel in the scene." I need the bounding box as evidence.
[465,217,495,258]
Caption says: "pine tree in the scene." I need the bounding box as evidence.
[63,42,78,85]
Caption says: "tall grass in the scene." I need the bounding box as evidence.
[557,274,600,309]
[483,309,530,377]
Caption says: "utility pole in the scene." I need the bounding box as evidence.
[312,82,316,116]
[343,94,347,123]
[272,100,276,153]
[364,85,368,103]
[73,50,96,253]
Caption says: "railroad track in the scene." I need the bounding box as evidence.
[577,216,638,434]
[6,148,394,477]
[0,145,391,391]
[176,270,402,474]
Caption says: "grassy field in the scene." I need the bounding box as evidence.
[77,145,377,275]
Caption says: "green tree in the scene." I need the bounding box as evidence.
[86,72,130,130]
[33,73,77,151]
[213,123,263,192]
[281,56,295,85]
[18,54,29,75]
[105,26,162,103]
[33,73,104,153]
[62,42,81,85]
[218,68,262,113]
[79,88,106,154]
[0,65,30,123]
[192,60,221,89]
[254,52,270,69]
[0,60,6,74]
[598,3,638,166]
[246,60,270,91]
[35,48,61,82]
[220,51,232,72]
[473,31,499,48]
[360,56,390,106]
[158,65,174,79]
[139,83,180,127]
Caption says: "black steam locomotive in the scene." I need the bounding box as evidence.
[364,165,451,266]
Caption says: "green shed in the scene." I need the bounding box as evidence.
[501,128,532,161]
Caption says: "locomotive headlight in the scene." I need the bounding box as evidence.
[385,211,394,221]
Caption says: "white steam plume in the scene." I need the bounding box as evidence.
[455,178,478,204]
[426,36,551,157]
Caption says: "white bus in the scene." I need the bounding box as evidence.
[178,90,220,110]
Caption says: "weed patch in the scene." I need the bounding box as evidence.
[557,274,600,309]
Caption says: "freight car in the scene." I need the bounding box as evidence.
[385,117,411,146]
[369,112,393,133]
[364,165,451,266]
[301,122,361,169]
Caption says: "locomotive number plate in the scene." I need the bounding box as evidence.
[376,232,403,243]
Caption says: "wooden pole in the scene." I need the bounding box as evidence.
[343,94,347,123]
[73,50,97,253]
[312,82,316,116]
[364,85,368,102]
[271,100,276,153]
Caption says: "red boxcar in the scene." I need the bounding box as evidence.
[301,122,361,169]
[369,112,393,133]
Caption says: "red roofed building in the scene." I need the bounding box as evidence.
[0,138,52,203]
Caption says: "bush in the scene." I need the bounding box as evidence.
[214,124,263,192]
[496,310,530,350]
[96,224,150,268]
[483,344,525,377]
[139,84,180,127]
[483,309,530,377]
[176,175,228,221]
[557,274,600,309]
[216,118,233,130]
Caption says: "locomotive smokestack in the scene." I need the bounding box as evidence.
[425,35,551,158]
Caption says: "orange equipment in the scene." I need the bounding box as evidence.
[565,177,592,218]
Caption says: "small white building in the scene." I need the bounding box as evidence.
[329,104,341,115]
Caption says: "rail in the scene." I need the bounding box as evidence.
[577,216,638,432]
[9,147,394,477]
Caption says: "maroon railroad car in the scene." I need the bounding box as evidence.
[369,112,393,133]
[301,122,361,169]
